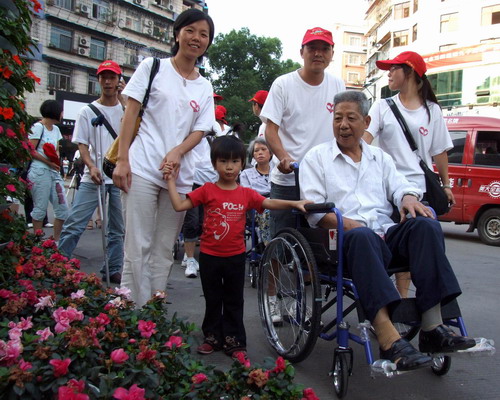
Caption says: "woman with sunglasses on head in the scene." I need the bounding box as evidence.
[113,8,216,307]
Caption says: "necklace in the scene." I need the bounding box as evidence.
[172,57,195,87]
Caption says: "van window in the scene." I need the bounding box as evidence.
[448,130,467,164]
[474,131,500,167]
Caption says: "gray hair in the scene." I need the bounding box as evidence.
[333,90,370,116]
[248,136,273,159]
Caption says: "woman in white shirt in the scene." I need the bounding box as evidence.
[113,9,216,307]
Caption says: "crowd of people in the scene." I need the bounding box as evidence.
[21,9,476,365]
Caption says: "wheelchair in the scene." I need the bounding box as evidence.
[245,209,267,288]
[257,202,494,398]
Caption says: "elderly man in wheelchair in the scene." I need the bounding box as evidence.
[298,90,476,372]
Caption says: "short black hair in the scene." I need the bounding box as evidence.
[40,100,63,121]
[172,8,215,65]
[210,135,247,168]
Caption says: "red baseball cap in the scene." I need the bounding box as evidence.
[302,27,334,46]
[97,60,122,76]
[376,51,427,77]
[248,90,268,106]
[213,93,224,101]
[215,105,227,124]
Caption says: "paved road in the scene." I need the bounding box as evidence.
[41,218,498,400]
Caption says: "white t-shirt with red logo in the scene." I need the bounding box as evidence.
[188,183,265,257]
[367,94,452,192]
[260,69,345,186]
[122,57,215,193]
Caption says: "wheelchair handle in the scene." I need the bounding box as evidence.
[304,202,336,213]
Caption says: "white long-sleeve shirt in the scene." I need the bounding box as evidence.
[299,140,422,234]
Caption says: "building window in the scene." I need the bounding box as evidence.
[394,2,410,19]
[90,38,106,60]
[347,54,361,65]
[49,26,73,51]
[88,74,101,96]
[413,0,418,13]
[48,65,72,90]
[347,72,360,83]
[55,0,73,10]
[412,24,417,42]
[482,5,500,25]
[427,70,463,107]
[125,13,141,32]
[92,0,110,21]
[440,13,459,32]
[349,36,361,46]
[393,30,409,47]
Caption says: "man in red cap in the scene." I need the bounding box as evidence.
[260,27,345,322]
[248,90,268,138]
[58,60,127,285]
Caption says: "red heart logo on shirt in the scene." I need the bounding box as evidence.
[326,103,334,113]
[419,127,429,136]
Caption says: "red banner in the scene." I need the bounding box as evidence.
[423,41,500,69]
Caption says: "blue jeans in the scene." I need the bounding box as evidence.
[58,182,124,275]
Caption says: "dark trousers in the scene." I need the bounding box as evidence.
[344,217,462,322]
[199,251,247,347]
[182,183,203,241]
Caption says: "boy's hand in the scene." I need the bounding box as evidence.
[294,199,313,213]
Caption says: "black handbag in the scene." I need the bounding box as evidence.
[386,98,450,216]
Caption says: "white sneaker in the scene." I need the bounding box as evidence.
[181,253,188,267]
[27,223,33,228]
[269,296,282,324]
[185,259,198,278]
[44,222,54,228]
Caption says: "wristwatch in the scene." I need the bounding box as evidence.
[442,184,452,189]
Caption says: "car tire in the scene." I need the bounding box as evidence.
[477,208,500,246]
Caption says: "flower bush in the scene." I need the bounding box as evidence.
[0,227,319,399]
[0,0,41,206]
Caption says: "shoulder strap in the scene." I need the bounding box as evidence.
[385,98,418,152]
[87,103,118,140]
[140,57,160,116]
[33,122,45,150]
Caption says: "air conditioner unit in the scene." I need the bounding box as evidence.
[78,4,90,15]
[78,47,90,57]
[143,27,153,36]
[133,0,143,6]
[168,4,174,11]
[144,19,153,27]
[78,36,90,47]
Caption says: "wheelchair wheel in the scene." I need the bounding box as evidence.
[250,260,258,289]
[258,228,322,363]
[332,353,349,398]
[431,355,451,376]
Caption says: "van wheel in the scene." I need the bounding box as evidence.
[477,209,500,246]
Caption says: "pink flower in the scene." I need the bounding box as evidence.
[36,327,54,342]
[6,128,16,138]
[191,373,208,384]
[137,320,156,338]
[6,184,16,193]
[0,289,13,299]
[70,289,85,299]
[52,306,84,333]
[113,384,146,400]
[115,287,131,298]
[42,239,57,249]
[35,295,54,312]
[94,313,111,326]
[301,388,319,400]
[58,379,89,400]
[8,327,23,341]
[0,339,23,366]
[273,356,286,373]
[18,316,33,331]
[164,335,183,349]
[110,349,129,364]
[50,358,71,377]
[19,359,32,371]
[234,351,250,368]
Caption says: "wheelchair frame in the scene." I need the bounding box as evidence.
[257,203,470,398]
[245,209,266,288]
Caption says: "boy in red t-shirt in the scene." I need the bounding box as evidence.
[165,135,310,359]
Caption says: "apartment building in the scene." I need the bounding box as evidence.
[26,0,207,135]
[364,0,500,116]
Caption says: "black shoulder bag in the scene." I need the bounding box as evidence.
[386,98,450,216]
[21,123,45,180]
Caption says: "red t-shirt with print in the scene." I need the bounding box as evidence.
[188,183,265,257]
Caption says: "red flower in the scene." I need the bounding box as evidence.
[0,107,15,120]
[136,347,157,362]
[301,388,319,400]
[12,55,23,66]
[6,128,16,138]
[191,373,208,385]
[164,335,183,349]
[273,356,286,373]
[113,384,146,400]
[2,66,13,79]
[49,358,71,377]
[137,320,156,338]
[6,184,16,193]
[31,0,42,12]
[58,379,89,400]
[26,70,41,84]
[110,349,129,364]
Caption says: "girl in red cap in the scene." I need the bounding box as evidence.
[364,51,455,296]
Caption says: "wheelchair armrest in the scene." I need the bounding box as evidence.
[304,202,336,213]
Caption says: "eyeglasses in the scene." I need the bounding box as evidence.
[389,65,403,73]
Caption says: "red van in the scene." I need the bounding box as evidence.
[439,116,500,246]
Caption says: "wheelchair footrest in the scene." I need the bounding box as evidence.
[370,359,406,378]
[446,337,495,357]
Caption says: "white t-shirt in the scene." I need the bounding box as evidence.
[192,137,217,186]
[260,70,346,186]
[367,94,453,192]
[122,57,215,193]
[29,122,62,170]
[72,101,124,184]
